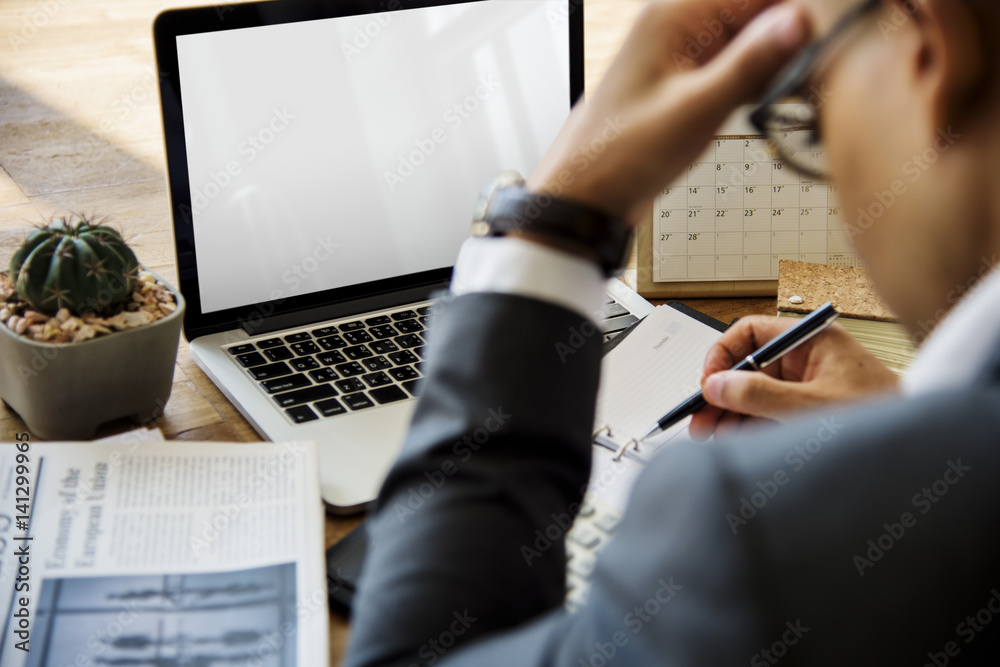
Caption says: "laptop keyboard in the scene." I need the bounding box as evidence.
[565,492,623,612]
[226,305,432,424]
[225,293,640,426]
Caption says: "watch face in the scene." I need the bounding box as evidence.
[471,171,526,232]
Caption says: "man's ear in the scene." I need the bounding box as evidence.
[892,0,985,129]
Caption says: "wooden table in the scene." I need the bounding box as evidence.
[0,1,775,663]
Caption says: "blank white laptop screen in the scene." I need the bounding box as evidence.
[176,0,570,314]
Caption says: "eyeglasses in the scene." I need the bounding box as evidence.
[749,0,882,179]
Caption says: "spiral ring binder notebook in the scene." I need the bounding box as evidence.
[591,302,729,467]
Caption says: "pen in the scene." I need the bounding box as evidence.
[637,302,839,441]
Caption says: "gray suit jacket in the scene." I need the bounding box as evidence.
[346,293,1000,666]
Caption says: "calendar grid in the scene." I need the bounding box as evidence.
[653,136,857,283]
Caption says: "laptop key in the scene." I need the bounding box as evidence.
[370,385,408,404]
[290,357,320,372]
[309,368,339,383]
[317,351,347,365]
[402,379,422,397]
[344,344,373,360]
[395,334,423,349]
[316,398,347,417]
[600,314,638,335]
[395,320,423,334]
[261,374,312,394]
[312,326,338,337]
[413,346,427,359]
[389,366,419,382]
[371,340,399,354]
[568,526,601,549]
[343,330,373,345]
[285,332,312,343]
[362,356,392,371]
[343,392,375,411]
[264,346,294,362]
[414,361,424,374]
[273,383,337,408]
[248,362,293,380]
[388,350,418,365]
[593,511,622,534]
[286,405,319,424]
[291,341,320,356]
[370,325,398,339]
[335,378,365,393]
[362,372,392,388]
[568,551,597,578]
[228,344,256,355]
[419,316,430,327]
[257,337,284,349]
[416,306,432,316]
[339,320,365,332]
[365,316,392,326]
[392,310,418,321]
[335,362,366,377]
[318,335,347,350]
[236,352,267,368]
[603,302,630,318]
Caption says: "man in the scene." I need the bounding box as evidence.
[347,0,1000,664]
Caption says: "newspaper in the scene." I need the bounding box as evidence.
[0,436,328,667]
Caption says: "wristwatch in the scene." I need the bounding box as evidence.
[470,171,633,277]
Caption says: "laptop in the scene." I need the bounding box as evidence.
[154,0,651,512]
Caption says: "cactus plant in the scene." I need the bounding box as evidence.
[0,214,185,439]
[8,215,140,316]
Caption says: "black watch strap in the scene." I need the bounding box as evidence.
[473,184,632,277]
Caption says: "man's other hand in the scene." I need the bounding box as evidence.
[526,0,808,224]
[690,316,900,440]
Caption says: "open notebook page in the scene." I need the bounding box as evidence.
[594,304,725,462]
[588,305,725,511]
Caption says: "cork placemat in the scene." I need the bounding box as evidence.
[777,260,898,322]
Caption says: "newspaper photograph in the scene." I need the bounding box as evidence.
[0,437,327,667]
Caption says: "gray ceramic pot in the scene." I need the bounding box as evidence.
[0,271,186,440]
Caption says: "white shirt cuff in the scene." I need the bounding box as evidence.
[450,236,607,322]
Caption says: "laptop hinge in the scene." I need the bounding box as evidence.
[239,282,448,337]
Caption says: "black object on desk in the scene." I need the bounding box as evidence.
[326,522,370,616]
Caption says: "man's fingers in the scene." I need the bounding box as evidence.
[701,316,801,381]
[650,0,783,66]
[714,411,745,439]
[703,369,814,420]
[690,3,809,110]
[689,404,725,441]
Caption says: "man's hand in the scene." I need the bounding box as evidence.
[526,0,808,225]
[689,316,900,439]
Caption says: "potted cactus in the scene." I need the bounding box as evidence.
[0,215,186,439]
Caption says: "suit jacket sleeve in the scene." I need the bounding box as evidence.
[345,292,605,666]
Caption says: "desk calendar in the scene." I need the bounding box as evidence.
[637,109,862,298]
